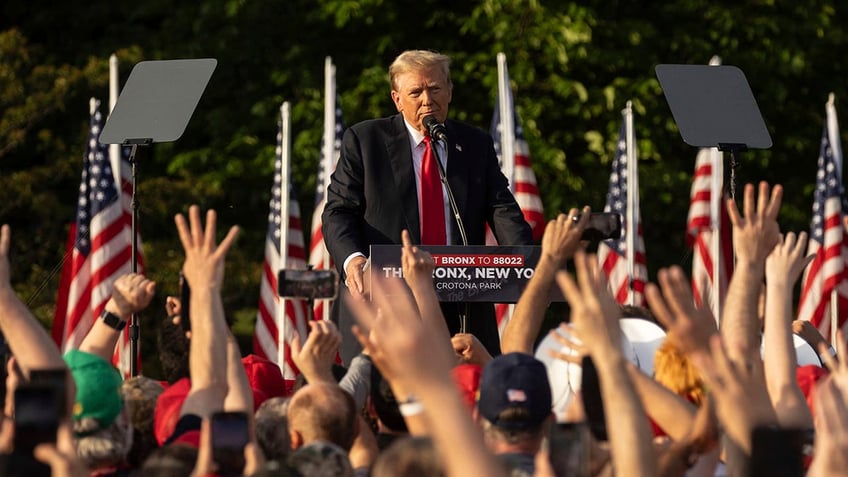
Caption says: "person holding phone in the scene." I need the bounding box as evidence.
[322,49,533,364]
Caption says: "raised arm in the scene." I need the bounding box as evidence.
[349,275,505,477]
[763,231,814,428]
[290,320,343,385]
[400,229,452,349]
[0,225,66,373]
[646,265,777,454]
[722,182,782,364]
[175,206,240,418]
[555,251,658,477]
[501,209,589,354]
[78,273,155,361]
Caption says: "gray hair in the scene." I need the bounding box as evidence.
[255,396,291,462]
[74,412,133,469]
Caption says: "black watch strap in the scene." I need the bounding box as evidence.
[100,310,126,331]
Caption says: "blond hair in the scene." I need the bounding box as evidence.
[653,337,705,405]
[389,50,452,91]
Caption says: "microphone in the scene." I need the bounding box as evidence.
[422,115,448,142]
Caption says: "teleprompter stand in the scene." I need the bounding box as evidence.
[99,58,217,376]
[655,64,772,200]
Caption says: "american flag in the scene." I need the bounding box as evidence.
[53,99,137,376]
[308,96,344,321]
[489,65,545,335]
[490,94,545,241]
[597,121,647,305]
[253,120,310,383]
[686,147,733,318]
[798,105,848,337]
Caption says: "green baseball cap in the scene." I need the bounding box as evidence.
[64,349,123,431]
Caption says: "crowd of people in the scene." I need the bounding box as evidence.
[1,49,846,477]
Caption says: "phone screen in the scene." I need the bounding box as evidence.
[15,385,59,451]
[580,356,607,442]
[28,368,68,420]
[179,272,191,331]
[278,269,339,299]
[211,411,248,476]
[575,213,622,241]
[548,422,590,477]
[750,426,805,477]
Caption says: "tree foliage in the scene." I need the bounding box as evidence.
[2,0,847,376]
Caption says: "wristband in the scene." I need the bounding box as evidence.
[100,310,126,331]
[399,400,425,417]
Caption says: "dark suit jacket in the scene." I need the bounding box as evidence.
[322,113,532,361]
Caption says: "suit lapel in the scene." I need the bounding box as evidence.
[386,114,422,242]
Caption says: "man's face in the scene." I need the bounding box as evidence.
[391,66,452,135]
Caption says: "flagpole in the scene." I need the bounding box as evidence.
[109,54,122,190]
[709,147,723,322]
[317,57,337,321]
[624,101,637,305]
[707,56,724,324]
[827,92,841,345]
[278,102,292,367]
[497,53,515,190]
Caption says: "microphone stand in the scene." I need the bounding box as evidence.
[431,138,470,333]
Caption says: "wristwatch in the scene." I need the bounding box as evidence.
[100,310,126,331]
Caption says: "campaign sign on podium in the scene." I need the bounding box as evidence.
[370,245,565,303]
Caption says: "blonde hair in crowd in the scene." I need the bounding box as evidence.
[653,337,706,405]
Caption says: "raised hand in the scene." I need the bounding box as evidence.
[645,266,717,361]
[764,232,812,289]
[546,323,587,365]
[726,182,782,267]
[696,336,777,453]
[175,205,240,291]
[401,229,436,291]
[542,207,590,268]
[554,251,622,358]
[106,273,156,318]
[451,333,492,366]
[290,320,343,384]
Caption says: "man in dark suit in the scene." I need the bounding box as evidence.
[322,50,532,364]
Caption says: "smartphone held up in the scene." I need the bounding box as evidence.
[211,411,249,477]
[572,213,622,242]
[277,269,339,300]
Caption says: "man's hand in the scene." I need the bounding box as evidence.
[726,182,782,267]
[401,229,435,292]
[554,251,622,359]
[166,296,181,318]
[451,333,492,366]
[542,207,590,268]
[645,266,717,361]
[546,323,587,365]
[290,320,342,384]
[175,206,240,291]
[793,319,829,353]
[104,273,156,319]
[764,232,813,289]
[345,255,369,300]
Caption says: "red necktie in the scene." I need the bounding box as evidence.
[420,135,446,245]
